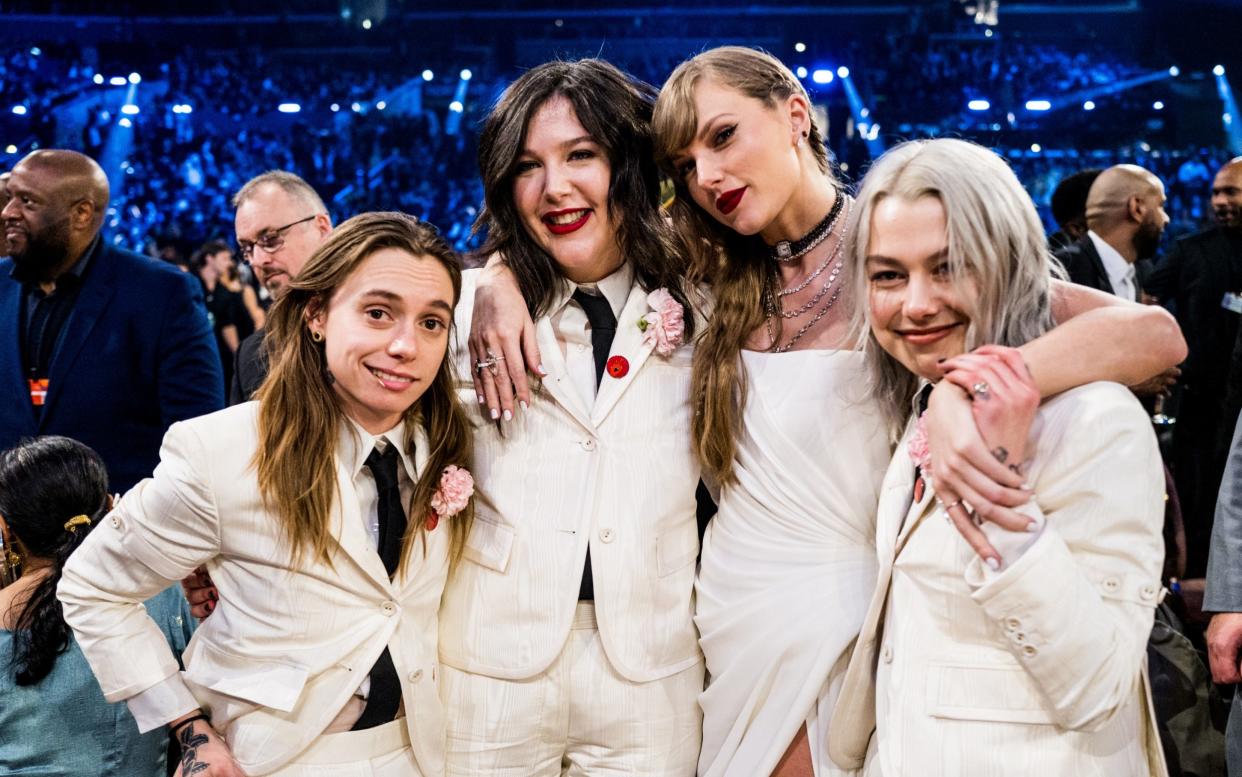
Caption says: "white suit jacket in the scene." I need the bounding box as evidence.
[438,269,703,683]
[828,382,1168,777]
[59,402,450,776]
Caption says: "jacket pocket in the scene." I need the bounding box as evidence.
[184,640,310,713]
[924,658,1057,725]
[656,523,698,578]
[463,513,515,573]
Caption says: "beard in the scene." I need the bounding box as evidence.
[1134,219,1164,261]
[8,216,73,284]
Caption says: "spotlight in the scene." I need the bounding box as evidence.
[984,28,993,38]
[1024,99,1052,111]
[795,66,808,79]
[128,72,141,84]
[109,76,127,86]
[837,66,850,79]
[11,105,26,116]
[93,74,104,84]
[1225,114,1234,125]
[1153,101,1164,110]
[119,117,132,128]
[29,47,40,56]
[460,69,472,81]
[422,70,434,82]
[351,102,362,113]
[1215,65,1226,77]
[794,42,806,53]
[811,69,834,85]
[331,103,340,112]
[1030,143,1042,153]
[278,103,301,113]
[4,145,16,154]
[376,100,387,110]
[121,104,140,115]
[967,99,991,111]
[449,100,464,113]
[1169,66,1180,77]
[362,18,372,29]
[1083,100,1096,111]
[860,108,870,118]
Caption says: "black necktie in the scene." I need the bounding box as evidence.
[352,443,407,730]
[570,288,617,601]
[572,288,617,388]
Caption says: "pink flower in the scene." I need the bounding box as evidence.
[907,413,932,471]
[639,288,685,357]
[431,465,474,519]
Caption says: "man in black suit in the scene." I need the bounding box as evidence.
[228,171,332,404]
[1149,157,1242,576]
[1055,164,1168,300]
[0,150,222,490]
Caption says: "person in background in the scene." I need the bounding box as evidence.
[1047,168,1101,252]
[0,435,194,776]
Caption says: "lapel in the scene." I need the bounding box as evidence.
[1082,237,1112,292]
[591,282,656,426]
[42,244,118,423]
[877,417,935,561]
[330,451,395,595]
[395,425,432,595]
[0,272,35,428]
[534,315,595,432]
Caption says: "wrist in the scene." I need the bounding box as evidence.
[169,711,210,739]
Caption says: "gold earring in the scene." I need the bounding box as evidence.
[311,330,324,343]
[0,544,21,588]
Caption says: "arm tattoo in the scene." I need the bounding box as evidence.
[991,446,1009,464]
[178,724,212,775]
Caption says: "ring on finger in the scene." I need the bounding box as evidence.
[972,381,990,399]
[475,356,499,373]
[486,350,506,363]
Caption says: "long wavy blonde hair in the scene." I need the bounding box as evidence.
[653,46,837,484]
[255,211,474,570]
[846,139,1058,438]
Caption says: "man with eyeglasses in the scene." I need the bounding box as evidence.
[0,149,222,491]
[229,171,333,404]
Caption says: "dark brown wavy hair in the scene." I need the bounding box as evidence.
[255,211,474,570]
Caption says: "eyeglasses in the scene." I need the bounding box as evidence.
[237,214,319,262]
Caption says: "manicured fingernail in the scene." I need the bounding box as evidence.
[490,408,499,420]
[986,557,1001,571]
[206,601,215,612]
[503,409,512,422]
[477,394,485,405]
[519,401,529,412]
[537,363,548,376]
[1026,521,1039,532]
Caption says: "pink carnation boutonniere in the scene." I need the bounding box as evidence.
[636,287,685,357]
[428,465,474,530]
[907,413,933,501]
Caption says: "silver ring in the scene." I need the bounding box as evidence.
[475,357,498,373]
[972,381,990,399]
[486,351,505,362]
[937,498,965,513]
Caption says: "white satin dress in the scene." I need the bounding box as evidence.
[695,349,890,777]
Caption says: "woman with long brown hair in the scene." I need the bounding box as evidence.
[59,211,475,777]
[467,46,1184,777]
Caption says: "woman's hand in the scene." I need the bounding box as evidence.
[181,567,217,621]
[924,346,1037,565]
[467,258,542,421]
[942,345,1040,468]
[173,718,244,777]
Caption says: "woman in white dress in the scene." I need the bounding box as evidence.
[465,47,1185,777]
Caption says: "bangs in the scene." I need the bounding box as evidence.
[652,60,704,170]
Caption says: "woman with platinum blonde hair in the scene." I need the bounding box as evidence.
[829,138,1167,776]
[466,46,1184,777]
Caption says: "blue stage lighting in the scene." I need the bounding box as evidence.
[109,76,127,86]
[837,66,850,79]
[11,105,27,115]
[967,99,990,111]
[121,104,139,115]
[29,47,40,56]
[330,103,340,112]
[351,102,362,113]
[278,103,301,114]
[119,117,132,128]
[1216,65,1227,77]
[422,70,434,82]
[4,145,16,154]
[796,66,808,79]
[1169,66,1180,77]
[1031,143,1042,153]
[449,101,464,113]
[93,74,104,84]
[1083,100,1096,111]
[128,73,141,84]
[811,69,834,84]
[376,100,387,110]
[362,18,372,29]
[795,42,806,53]
[1025,100,1052,111]
[460,69,472,81]
[1153,101,1164,110]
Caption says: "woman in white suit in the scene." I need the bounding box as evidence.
[59,211,476,777]
[829,138,1167,776]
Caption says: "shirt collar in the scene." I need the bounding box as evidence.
[549,261,635,320]
[1087,230,1134,287]
[337,415,417,483]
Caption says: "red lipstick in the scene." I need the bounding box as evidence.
[716,187,746,215]
[542,209,591,235]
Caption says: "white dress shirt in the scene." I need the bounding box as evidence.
[1087,230,1138,301]
[548,262,634,406]
[126,416,415,733]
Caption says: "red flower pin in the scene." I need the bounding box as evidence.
[606,355,629,379]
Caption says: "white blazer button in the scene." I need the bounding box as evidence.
[110,516,122,529]
[581,439,597,451]
[599,528,615,543]
[409,669,423,682]
[1022,645,1038,658]
[1139,583,1158,601]
[1013,632,1027,644]
[1102,577,1120,593]
[381,601,397,616]
[881,645,893,663]
[1004,617,1022,632]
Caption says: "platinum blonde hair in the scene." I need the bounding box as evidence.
[846,138,1060,437]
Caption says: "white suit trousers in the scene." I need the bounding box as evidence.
[443,603,703,776]
[263,719,421,777]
